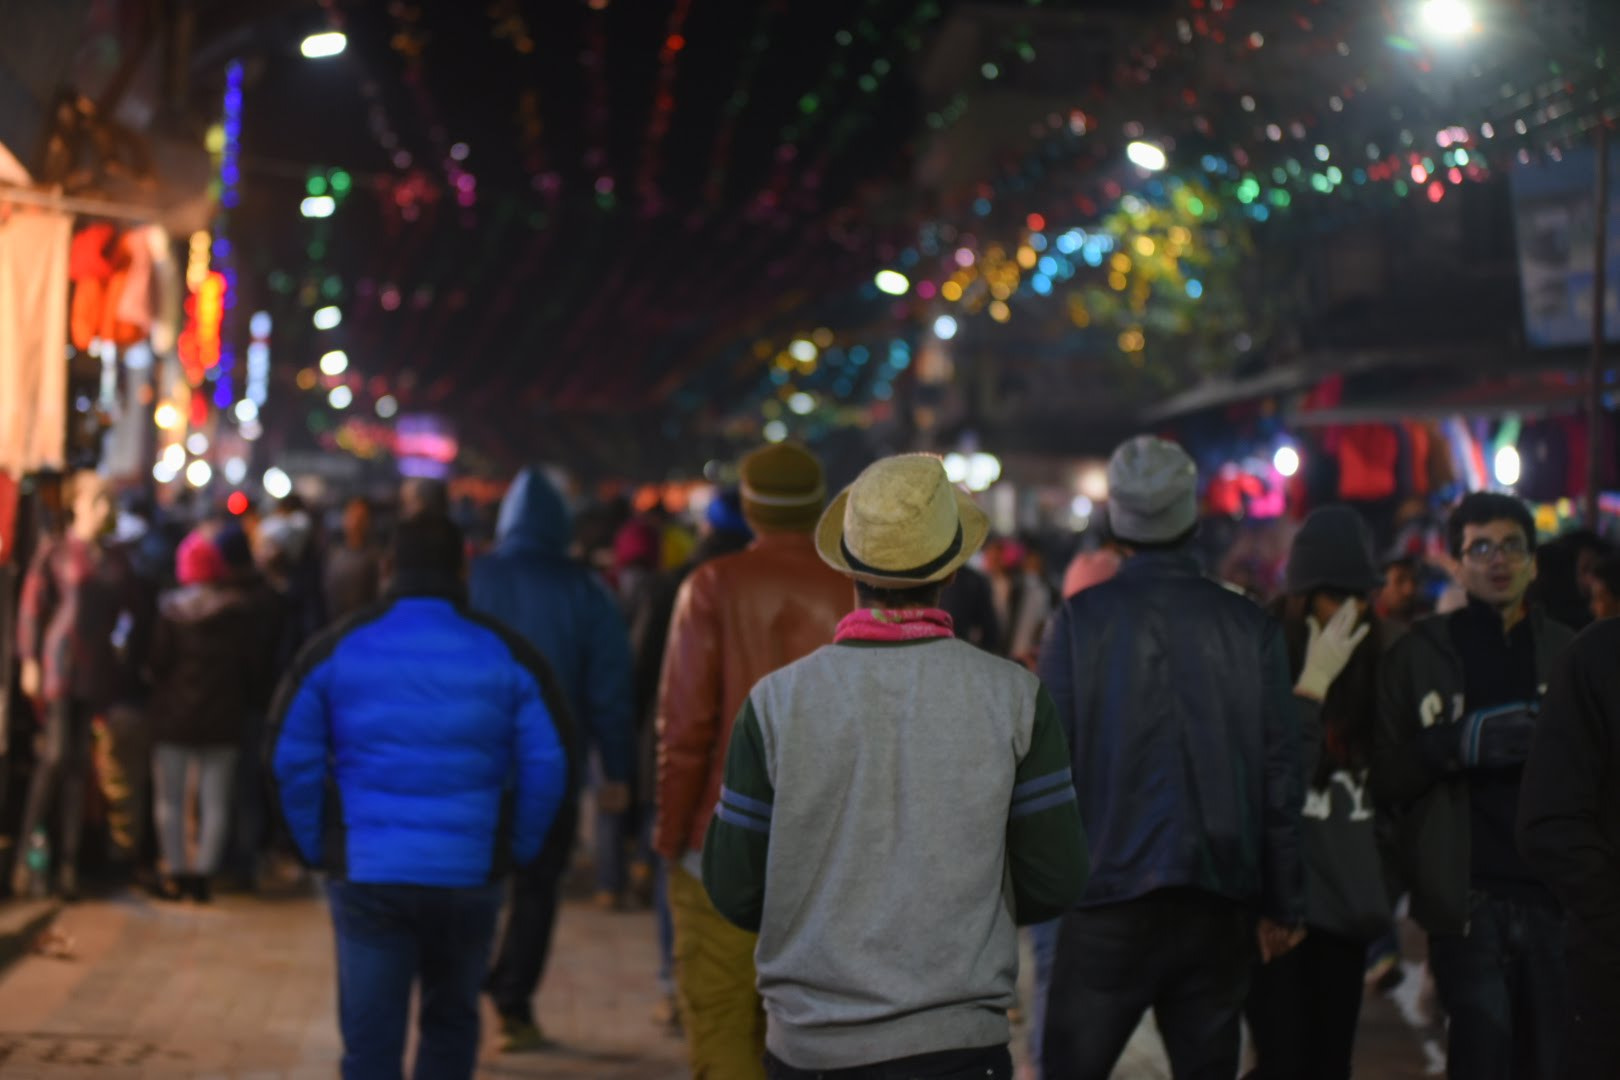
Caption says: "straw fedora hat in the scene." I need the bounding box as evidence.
[816,454,990,588]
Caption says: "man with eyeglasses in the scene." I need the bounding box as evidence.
[1374,493,1576,1080]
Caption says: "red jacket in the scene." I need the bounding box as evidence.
[654,531,850,858]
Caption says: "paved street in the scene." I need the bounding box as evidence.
[0,887,1442,1078]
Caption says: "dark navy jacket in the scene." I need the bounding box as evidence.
[469,467,634,783]
[1037,552,1305,922]
[269,579,572,887]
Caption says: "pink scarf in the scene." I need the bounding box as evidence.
[834,607,956,644]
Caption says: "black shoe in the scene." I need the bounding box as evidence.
[186,875,213,904]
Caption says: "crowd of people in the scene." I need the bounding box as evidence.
[4,436,1620,1080]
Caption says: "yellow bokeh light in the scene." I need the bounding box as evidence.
[775,352,795,370]
[941,281,964,302]
[1108,272,1128,291]
[297,368,318,390]
[1117,328,1146,353]
[1110,253,1132,273]
[811,327,835,348]
[989,300,1011,323]
[1169,226,1192,246]
[1134,236,1156,256]
[991,282,1012,301]
[1016,246,1038,269]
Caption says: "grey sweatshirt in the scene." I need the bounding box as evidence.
[702,638,1087,1070]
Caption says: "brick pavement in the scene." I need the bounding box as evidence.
[0,887,1440,1078]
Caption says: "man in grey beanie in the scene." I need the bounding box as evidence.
[1037,435,1308,1079]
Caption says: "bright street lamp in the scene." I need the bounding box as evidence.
[1126,141,1168,172]
[300,31,347,59]
[1418,0,1477,38]
[874,270,910,296]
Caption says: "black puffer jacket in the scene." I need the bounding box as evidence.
[1038,552,1304,922]
[148,584,270,747]
[1373,606,1575,935]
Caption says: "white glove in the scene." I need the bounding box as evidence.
[1295,599,1371,702]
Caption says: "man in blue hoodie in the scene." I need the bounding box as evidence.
[270,514,570,1080]
[470,466,636,1050]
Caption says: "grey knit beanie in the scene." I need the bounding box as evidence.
[1106,436,1198,545]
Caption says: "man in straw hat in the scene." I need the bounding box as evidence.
[1037,435,1307,1080]
[701,453,1088,1080]
[655,443,852,1079]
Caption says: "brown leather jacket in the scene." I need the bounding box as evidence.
[654,531,851,858]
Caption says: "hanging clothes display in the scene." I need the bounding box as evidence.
[0,204,71,476]
[1336,424,1400,501]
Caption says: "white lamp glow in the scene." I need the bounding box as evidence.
[300,31,347,59]
[1126,141,1168,172]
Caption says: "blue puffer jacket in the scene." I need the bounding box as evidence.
[269,584,572,887]
[469,467,634,783]
[1037,552,1305,923]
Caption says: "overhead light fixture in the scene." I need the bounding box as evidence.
[1126,141,1168,172]
[264,467,294,500]
[965,453,1002,493]
[1418,0,1477,38]
[1273,445,1301,478]
[1494,445,1521,487]
[300,31,347,59]
[874,270,910,296]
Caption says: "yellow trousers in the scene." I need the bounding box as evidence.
[669,863,766,1079]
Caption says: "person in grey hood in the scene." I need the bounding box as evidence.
[470,466,634,1051]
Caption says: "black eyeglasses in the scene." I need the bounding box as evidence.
[1462,537,1530,564]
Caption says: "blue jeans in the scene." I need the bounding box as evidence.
[328,880,503,1080]
[1027,918,1061,1074]
[1429,892,1567,1080]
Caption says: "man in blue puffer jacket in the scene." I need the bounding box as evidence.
[468,466,635,1050]
[270,514,571,1080]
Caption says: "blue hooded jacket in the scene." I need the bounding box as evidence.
[469,468,634,784]
[268,582,571,886]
